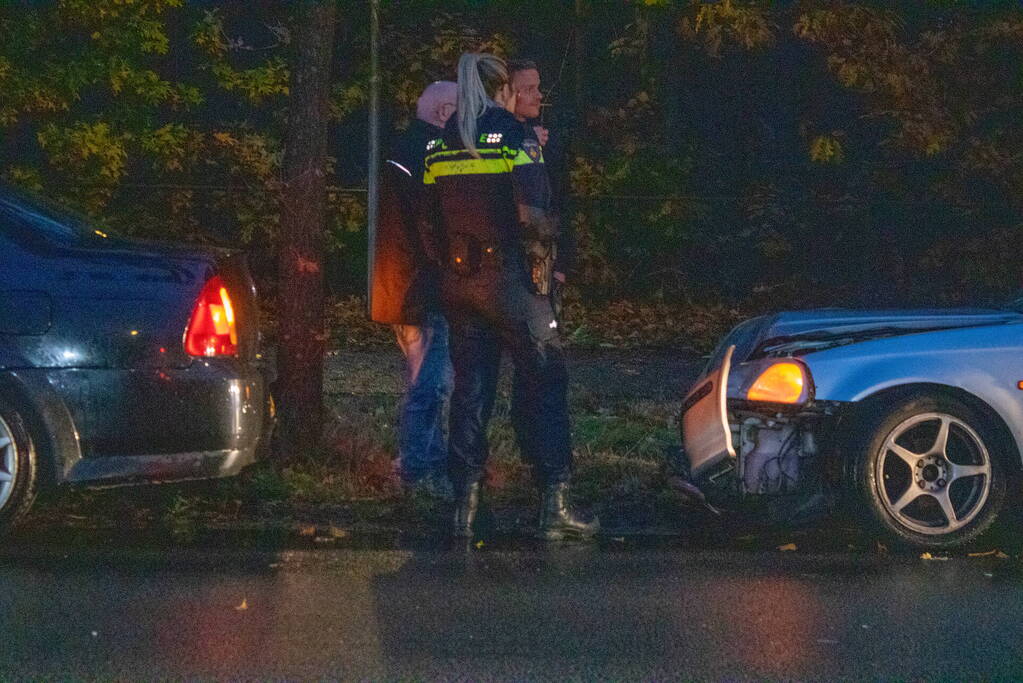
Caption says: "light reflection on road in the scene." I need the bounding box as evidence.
[709,576,826,676]
[2,547,1022,679]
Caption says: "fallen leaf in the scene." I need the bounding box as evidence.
[329,526,349,539]
[920,552,949,561]
[876,542,888,554]
[996,551,1010,559]
[475,540,484,549]
[235,599,248,611]
[777,543,797,552]
[297,524,316,537]
[968,549,997,557]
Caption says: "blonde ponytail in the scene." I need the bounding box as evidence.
[456,52,509,158]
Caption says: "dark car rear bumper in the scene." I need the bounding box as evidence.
[6,359,270,487]
[64,447,257,486]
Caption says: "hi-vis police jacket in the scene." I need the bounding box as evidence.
[417,105,557,282]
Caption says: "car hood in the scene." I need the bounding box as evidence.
[765,308,1021,339]
[709,308,1023,367]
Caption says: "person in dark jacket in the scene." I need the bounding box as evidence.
[370,81,457,498]
[507,58,575,292]
[418,53,598,540]
[506,58,576,473]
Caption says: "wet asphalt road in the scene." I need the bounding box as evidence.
[3,544,1023,680]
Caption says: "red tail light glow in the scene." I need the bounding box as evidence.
[185,275,239,357]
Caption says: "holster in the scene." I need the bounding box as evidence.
[524,239,557,296]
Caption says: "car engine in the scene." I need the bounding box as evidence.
[735,412,818,495]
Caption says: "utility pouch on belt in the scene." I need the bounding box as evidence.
[449,232,482,276]
[525,239,557,296]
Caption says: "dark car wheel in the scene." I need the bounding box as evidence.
[0,402,40,533]
[847,394,1008,550]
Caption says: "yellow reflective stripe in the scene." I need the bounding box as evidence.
[427,148,508,161]
[514,149,545,166]
[424,156,513,183]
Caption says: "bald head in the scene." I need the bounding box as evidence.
[416,81,457,128]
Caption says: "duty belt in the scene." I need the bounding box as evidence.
[448,232,500,276]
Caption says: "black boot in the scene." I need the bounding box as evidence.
[453,481,481,538]
[538,482,599,540]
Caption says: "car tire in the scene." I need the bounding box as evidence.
[846,393,1008,550]
[0,402,40,534]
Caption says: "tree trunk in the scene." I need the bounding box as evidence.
[276,0,337,459]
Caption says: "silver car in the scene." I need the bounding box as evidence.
[681,307,1023,550]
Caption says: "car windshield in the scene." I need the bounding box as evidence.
[0,185,113,246]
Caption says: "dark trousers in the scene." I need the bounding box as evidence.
[445,279,573,489]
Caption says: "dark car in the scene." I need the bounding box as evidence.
[0,185,270,531]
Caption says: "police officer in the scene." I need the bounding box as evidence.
[419,52,598,540]
[506,59,575,475]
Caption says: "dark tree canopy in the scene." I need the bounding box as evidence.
[2,0,1022,309]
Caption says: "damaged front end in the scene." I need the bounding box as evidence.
[679,345,843,522]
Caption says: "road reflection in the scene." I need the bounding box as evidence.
[709,575,826,676]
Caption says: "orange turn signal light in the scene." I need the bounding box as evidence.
[747,362,806,404]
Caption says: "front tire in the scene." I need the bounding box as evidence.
[0,403,40,533]
[847,394,1008,550]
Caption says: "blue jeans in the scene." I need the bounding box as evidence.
[393,313,454,484]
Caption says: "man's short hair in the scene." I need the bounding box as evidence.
[508,59,538,77]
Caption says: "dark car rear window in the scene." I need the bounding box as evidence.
[0,187,110,247]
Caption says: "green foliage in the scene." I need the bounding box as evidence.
[243,464,290,502]
[209,57,289,103]
[1,0,1022,308]
[809,134,844,164]
[374,10,514,126]
[681,0,777,55]
[0,1,294,258]
[162,492,201,542]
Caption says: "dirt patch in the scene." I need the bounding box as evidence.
[567,348,703,403]
[324,345,704,403]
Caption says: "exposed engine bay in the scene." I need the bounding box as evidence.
[682,398,843,524]
[734,408,820,495]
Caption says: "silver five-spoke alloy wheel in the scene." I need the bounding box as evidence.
[0,413,18,511]
[876,412,992,535]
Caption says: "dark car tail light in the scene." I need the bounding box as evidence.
[185,275,238,357]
